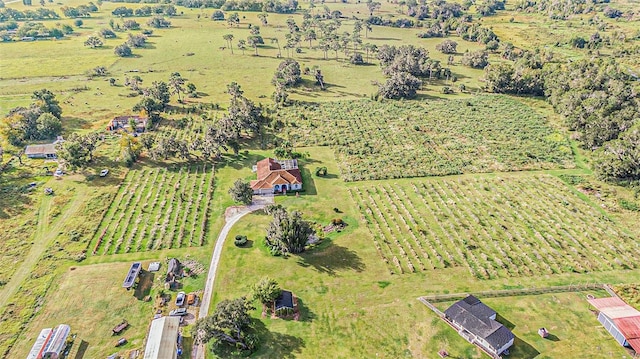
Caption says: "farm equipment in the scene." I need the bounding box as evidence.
[112,320,129,335]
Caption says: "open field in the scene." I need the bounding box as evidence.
[278,95,574,181]
[351,174,639,278]
[90,163,216,255]
[10,262,154,359]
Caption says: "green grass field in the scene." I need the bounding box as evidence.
[2,0,640,358]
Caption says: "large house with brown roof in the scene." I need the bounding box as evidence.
[250,158,302,195]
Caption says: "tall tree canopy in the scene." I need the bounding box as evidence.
[228,179,253,205]
[265,205,314,255]
[192,297,259,355]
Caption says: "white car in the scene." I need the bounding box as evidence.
[175,292,186,307]
[54,169,63,176]
[100,169,109,177]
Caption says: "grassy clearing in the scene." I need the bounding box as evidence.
[10,262,154,359]
[427,291,629,359]
[90,163,216,255]
[0,1,489,117]
[278,95,574,181]
[350,174,638,279]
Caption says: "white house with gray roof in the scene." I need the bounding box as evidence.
[444,295,514,358]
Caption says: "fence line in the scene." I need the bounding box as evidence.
[419,283,612,303]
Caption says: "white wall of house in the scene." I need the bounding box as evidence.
[291,183,302,190]
[496,337,514,355]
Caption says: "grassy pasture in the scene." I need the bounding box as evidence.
[10,262,155,359]
[427,291,631,359]
[350,174,639,279]
[0,1,491,117]
[278,95,574,181]
[90,163,216,255]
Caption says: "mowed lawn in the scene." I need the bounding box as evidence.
[428,291,631,359]
[11,262,155,359]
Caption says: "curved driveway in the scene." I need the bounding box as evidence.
[193,196,272,359]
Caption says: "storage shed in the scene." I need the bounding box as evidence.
[588,297,640,354]
[143,316,180,359]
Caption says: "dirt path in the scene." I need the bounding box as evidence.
[0,189,84,308]
[192,196,272,359]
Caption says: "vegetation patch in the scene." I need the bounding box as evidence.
[90,164,215,255]
[350,174,638,278]
[278,95,574,181]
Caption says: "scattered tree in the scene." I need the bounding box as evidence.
[378,72,422,99]
[251,277,281,306]
[228,179,253,205]
[461,50,489,68]
[84,36,103,48]
[265,206,314,255]
[435,39,457,54]
[192,297,259,354]
[56,132,100,169]
[114,43,132,57]
[272,59,301,87]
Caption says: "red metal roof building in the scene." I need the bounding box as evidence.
[588,296,640,354]
[250,158,302,195]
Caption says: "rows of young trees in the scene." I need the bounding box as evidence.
[482,45,639,182]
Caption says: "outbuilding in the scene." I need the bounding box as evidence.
[588,296,640,354]
[143,316,180,359]
[24,143,58,159]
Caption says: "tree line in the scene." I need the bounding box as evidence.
[484,52,640,182]
[102,0,298,13]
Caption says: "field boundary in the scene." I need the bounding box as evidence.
[418,283,614,304]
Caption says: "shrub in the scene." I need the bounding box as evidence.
[234,235,248,247]
[315,166,328,176]
[114,43,132,57]
[350,53,364,65]
[331,218,344,226]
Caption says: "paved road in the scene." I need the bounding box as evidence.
[192,196,272,359]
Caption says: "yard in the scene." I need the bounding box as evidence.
[425,291,631,359]
[10,262,155,359]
